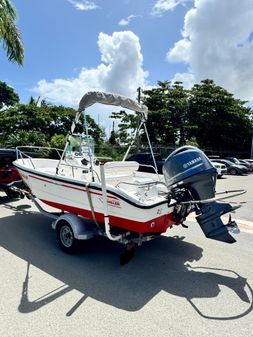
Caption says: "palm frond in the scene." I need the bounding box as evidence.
[0,0,24,65]
[0,0,17,20]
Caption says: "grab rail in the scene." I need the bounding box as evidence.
[15,146,101,181]
[116,180,168,189]
[16,146,64,170]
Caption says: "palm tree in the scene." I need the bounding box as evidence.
[0,0,24,65]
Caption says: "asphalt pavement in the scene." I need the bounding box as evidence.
[216,174,253,233]
[0,174,253,337]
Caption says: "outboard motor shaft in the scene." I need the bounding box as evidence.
[163,146,238,243]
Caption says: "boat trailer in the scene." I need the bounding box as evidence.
[9,183,243,266]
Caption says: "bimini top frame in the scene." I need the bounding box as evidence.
[78,91,148,115]
[56,91,159,179]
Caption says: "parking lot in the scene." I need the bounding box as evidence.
[0,174,253,337]
[216,173,253,226]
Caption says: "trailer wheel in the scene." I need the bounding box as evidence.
[56,220,80,253]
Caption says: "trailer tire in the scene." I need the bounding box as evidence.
[56,220,80,254]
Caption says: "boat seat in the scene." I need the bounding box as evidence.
[133,177,155,185]
[104,161,139,177]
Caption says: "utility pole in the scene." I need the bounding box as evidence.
[136,87,141,152]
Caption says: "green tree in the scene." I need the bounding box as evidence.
[108,121,117,146]
[188,79,253,151]
[96,142,118,160]
[28,96,38,105]
[85,114,105,145]
[0,104,79,139]
[5,130,47,147]
[143,81,189,146]
[0,0,24,65]
[110,110,137,145]
[50,134,66,149]
[109,82,190,148]
[0,80,19,109]
[0,103,105,146]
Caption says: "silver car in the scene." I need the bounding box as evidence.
[211,161,227,178]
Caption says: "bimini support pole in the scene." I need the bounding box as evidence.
[84,114,95,182]
[122,119,144,161]
[100,164,122,241]
[56,109,82,174]
[143,122,159,178]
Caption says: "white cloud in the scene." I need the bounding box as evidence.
[171,72,195,88]
[67,0,98,11]
[34,65,108,107]
[167,0,253,100]
[118,14,137,26]
[151,0,192,16]
[97,31,148,95]
[167,38,190,63]
[33,31,148,108]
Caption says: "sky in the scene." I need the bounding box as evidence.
[1,0,253,132]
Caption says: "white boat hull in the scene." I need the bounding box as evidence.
[15,159,176,234]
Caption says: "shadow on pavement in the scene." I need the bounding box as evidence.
[0,204,252,320]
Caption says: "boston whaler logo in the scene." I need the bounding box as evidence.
[99,197,121,208]
[183,156,202,169]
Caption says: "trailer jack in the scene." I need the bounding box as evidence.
[120,242,135,266]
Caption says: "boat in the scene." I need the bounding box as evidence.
[13,91,244,263]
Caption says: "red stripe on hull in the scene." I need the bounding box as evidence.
[41,199,176,234]
[29,174,118,199]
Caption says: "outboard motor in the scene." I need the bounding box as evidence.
[163,146,238,243]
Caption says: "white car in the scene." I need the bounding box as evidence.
[211,161,227,178]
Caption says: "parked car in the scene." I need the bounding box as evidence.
[215,159,247,175]
[0,149,22,198]
[210,161,227,178]
[225,157,241,164]
[243,159,253,164]
[225,157,251,173]
[126,152,164,173]
[239,159,253,172]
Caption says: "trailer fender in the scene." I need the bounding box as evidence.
[52,213,98,240]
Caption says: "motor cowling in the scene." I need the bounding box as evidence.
[163,146,238,243]
[163,146,216,191]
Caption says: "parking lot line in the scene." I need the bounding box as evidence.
[187,213,253,234]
